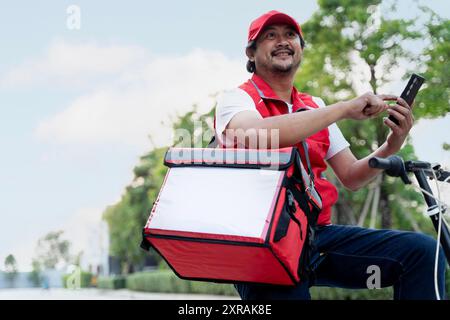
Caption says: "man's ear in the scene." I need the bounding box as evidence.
[246,47,255,62]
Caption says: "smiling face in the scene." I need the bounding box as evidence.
[247,24,303,75]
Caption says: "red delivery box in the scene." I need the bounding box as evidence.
[141,146,322,286]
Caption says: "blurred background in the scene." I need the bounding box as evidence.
[0,0,449,299]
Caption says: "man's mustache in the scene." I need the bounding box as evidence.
[271,47,294,56]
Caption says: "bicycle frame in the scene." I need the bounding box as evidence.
[369,156,450,265]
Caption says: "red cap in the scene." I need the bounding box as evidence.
[247,10,303,45]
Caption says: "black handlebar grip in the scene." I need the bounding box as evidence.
[369,157,392,170]
[368,155,410,183]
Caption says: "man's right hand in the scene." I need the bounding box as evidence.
[342,92,398,120]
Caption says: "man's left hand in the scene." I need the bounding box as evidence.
[383,97,414,153]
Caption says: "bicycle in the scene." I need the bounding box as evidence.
[369,155,450,299]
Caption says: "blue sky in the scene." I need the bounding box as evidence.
[0,1,449,271]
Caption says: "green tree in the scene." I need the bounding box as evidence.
[443,143,450,152]
[4,254,18,287]
[171,104,216,148]
[103,144,175,273]
[28,259,42,287]
[33,231,73,269]
[295,0,446,232]
[414,7,450,118]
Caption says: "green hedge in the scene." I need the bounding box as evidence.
[97,275,127,290]
[108,269,450,299]
[125,271,393,299]
[126,271,238,296]
[311,286,392,300]
[62,271,93,288]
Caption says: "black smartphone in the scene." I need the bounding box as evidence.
[388,73,425,125]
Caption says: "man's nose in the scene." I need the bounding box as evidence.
[275,38,290,47]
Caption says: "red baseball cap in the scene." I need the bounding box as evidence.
[247,10,303,46]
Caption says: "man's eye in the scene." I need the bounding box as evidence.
[266,32,275,39]
[287,31,296,38]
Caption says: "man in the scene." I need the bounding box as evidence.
[214,10,446,300]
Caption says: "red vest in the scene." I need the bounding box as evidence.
[231,74,338,225]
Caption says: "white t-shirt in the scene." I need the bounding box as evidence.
[215,87,350,160]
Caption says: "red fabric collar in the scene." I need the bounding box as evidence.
[250,74,306,108]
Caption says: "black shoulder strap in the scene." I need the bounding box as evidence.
[207,136,217,148]
[295,109,315,184]
[301,140,315,185]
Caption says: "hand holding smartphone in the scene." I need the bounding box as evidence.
[388,73,425,125]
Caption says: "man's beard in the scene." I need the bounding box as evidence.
[263,55,302,74]
[272,61,297,73]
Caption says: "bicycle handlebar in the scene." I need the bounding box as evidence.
[369,156,450,184]
[369,155,411,184]
[368,157,392,170]
[369,155,450,266]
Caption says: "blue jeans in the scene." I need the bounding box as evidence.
[235,224,447,300]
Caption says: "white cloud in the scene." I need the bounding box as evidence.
[1,40,148,88]
[24,41,247,148]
